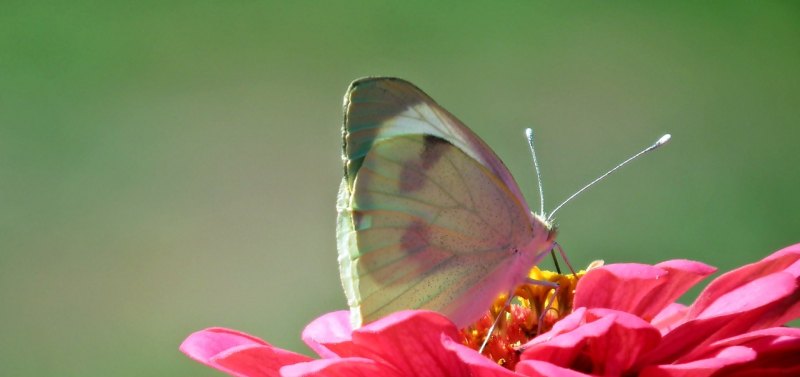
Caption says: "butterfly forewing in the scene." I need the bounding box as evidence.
[343,78,526,202]
[338,77,554,329]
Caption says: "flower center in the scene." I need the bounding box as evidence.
[460,266,590,370]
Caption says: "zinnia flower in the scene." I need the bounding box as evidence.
[180,243,800,376]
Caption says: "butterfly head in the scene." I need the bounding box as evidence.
[532,211,558,247]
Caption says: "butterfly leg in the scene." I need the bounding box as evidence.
[479,278,562,354]
[478,292,516,354]
[549,249,562,274]
[553,242,578,278]
[524,278,561,335]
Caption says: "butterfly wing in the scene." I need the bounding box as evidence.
[337,78,555,329]
[341,78,525,201]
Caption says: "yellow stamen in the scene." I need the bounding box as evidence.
[460,262,601,370]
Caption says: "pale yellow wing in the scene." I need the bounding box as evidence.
[337,78,555,329]
[338,135,551,328]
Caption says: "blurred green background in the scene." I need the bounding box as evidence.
[1,2,798,376]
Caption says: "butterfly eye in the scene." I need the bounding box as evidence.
[546,228,558,243]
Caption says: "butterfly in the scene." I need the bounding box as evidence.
[336,77,557,329]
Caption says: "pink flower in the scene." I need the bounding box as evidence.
[518,243,800,376]
[181,310,517,377]
[180,244,800,376]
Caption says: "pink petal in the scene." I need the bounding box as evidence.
[302,311,354,358]
[651,303,689,334]
[574,261,714,321]
[441,336,521,377]
[642,260,716,319]
[516,360,593,377]
[721,366,800,377]
[704,327,800,376]
[516,308,588,366]
[181,327,270,360]
[710,327,800,348]
[583,309,662,375]
[764,243,800,274]
[641,271,797,365]
[688,244,800,324]
[639,346,756,377]
[280,357,402,377]
[520,309,660,375]
[520,310,610,366]
[213,345,315,377]
[347,310,469,377]
[574,264,667,315]
[528,307,588,343]
[180,328,312,377]
[697,272,795,320]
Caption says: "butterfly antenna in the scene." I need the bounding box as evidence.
[547,134,671,221]
[525,128,545,216]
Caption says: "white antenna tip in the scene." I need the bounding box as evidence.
[525,128,534,138]
[656,134,671,146]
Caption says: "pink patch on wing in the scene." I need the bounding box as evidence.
[399,135,449,192]
[400,220,429,253]
[420,135,449,169]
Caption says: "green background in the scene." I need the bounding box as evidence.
[2,2,798,376]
